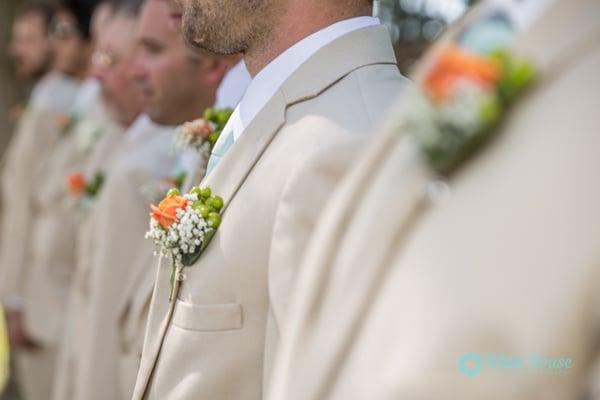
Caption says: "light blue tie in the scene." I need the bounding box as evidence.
[206,126,235,175]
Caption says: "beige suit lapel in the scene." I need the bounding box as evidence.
[135,24,399,398]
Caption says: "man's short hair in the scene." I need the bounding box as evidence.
[60,0,102,39]
[110,0,146,16]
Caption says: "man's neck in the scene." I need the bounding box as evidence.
[243,4,371,77]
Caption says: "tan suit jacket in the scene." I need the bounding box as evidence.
[56,118,177,400]
[132,25,408,400]
[0,75,80,400]
[23,101,122,348]
[51,121,125,400]
[268,1,600,399]
[0,73,80,305]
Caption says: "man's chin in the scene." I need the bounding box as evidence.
[145,109,172,127]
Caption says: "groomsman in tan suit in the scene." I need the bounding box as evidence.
[133,0,409,399]
[51,3,146,400]
[117,3,250,399]
[268,0,600,399]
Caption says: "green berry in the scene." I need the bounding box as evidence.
[200,187,211,199]
[217,109,233,126]
[208,132,220,146]
[207,212,221,228]
[190,186,202,197]
[209,196,224,211]
[203,108,218,122]
[198,205,211,218]
[166,188,180,197]
[479,95,501,129]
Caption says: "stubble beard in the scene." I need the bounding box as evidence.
[181,0,273,55]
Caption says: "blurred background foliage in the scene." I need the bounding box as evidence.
[375,0,475,72]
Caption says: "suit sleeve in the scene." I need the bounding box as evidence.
[264,137,367,383]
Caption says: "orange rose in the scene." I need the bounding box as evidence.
[150,195,188,229]
[424,45,502,101]
[67,173,86,196]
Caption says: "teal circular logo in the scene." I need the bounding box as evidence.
[458,352,483,377]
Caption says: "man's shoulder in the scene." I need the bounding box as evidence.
[282,64,408,142]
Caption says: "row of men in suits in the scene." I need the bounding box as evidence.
[133,0,600,399]
[0,0,251,399]
[2,0,600,399]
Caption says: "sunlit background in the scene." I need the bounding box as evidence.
[376,0,475,71]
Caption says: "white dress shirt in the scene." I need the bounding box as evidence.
[30,72,81,114]
[215,61,251,109]
[71,79,101,117]
[214,16,380,149]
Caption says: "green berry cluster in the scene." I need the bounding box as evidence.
[166,186,223,228]
[203,108,234,146]
[192,186,224,228]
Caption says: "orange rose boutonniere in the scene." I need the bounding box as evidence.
[67,173,87,196]
[150,194,188,229]
[146,186,224,301]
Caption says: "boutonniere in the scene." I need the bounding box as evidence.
[145,186,224,301]
[407,44,537,175]
[56,113,77,136]
[66,172,105,212]
[174,108,233,156]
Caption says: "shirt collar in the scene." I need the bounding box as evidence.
[215,61,252,109]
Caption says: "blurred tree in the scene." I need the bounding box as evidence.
[375,0,476,73]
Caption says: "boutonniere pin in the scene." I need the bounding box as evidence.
[407,44,537,175]
[174,108,233,156]
[145,186,224,301]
